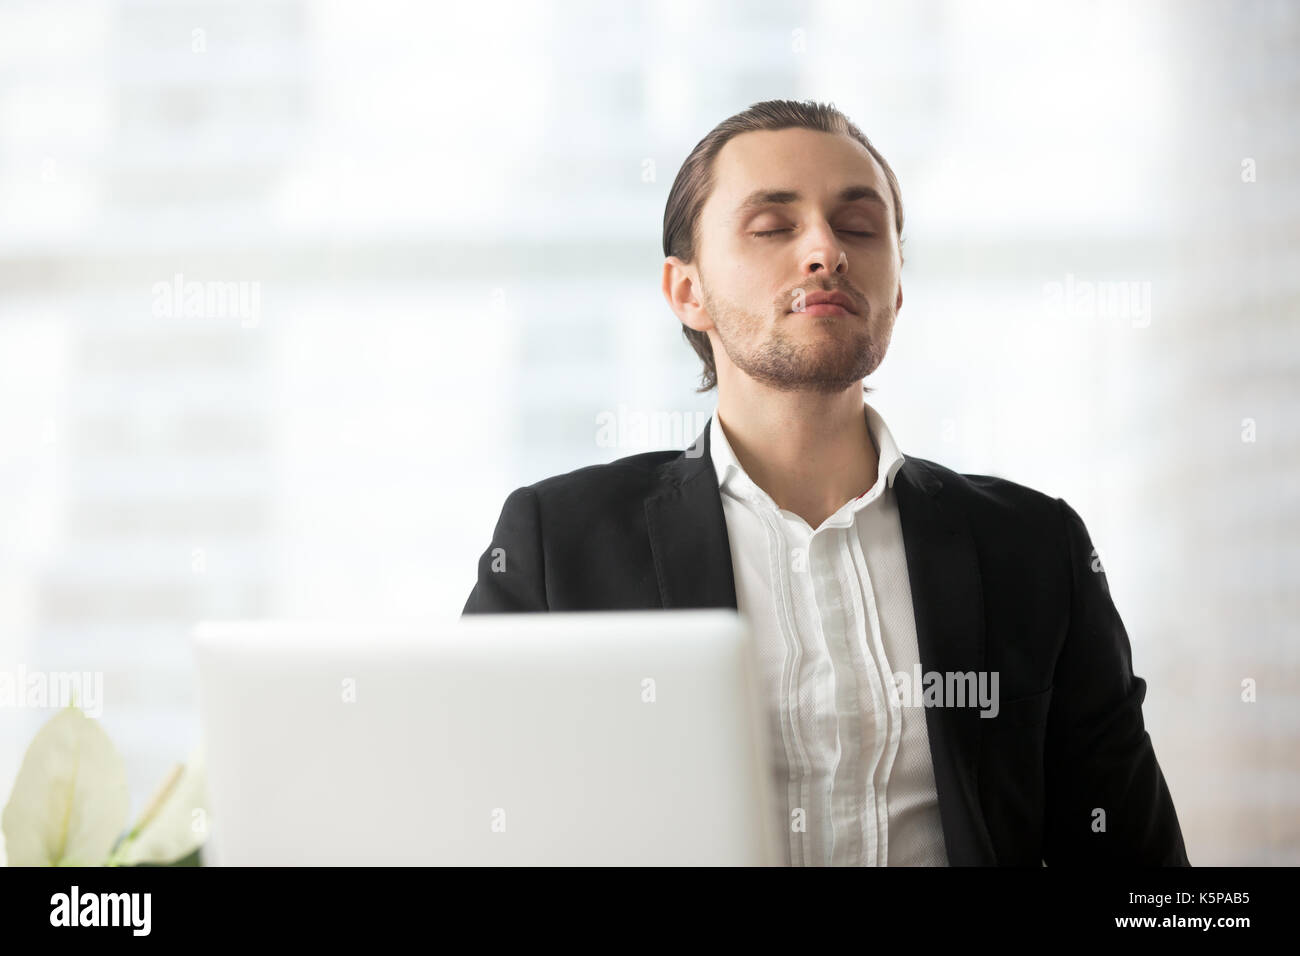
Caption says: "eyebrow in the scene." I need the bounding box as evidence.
[733,184,888,219]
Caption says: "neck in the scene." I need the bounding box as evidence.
[715,377,879,529]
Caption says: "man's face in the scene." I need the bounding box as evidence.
[689,128,903,394]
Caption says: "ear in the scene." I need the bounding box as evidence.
[662,256,713,333]
[895,280,903,314]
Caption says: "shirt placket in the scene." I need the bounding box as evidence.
[734,479,823,867]
[846,517,903,865]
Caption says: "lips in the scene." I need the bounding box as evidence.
[794,290,858,315]
[801,303,852,316]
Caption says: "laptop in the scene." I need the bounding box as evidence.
[193,609,781,865]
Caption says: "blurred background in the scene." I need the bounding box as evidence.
[0,0,1296,864]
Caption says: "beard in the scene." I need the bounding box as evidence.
[702,281,893,394]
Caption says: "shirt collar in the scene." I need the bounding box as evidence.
[709,401,907,505]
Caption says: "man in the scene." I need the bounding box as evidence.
[462,99,1189,867]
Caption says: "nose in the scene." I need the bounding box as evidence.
[801,229,849,276]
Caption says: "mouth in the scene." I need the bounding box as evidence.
[790,290,860,316]
[794,303,855,317]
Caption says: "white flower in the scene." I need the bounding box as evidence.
[1,706,129,866]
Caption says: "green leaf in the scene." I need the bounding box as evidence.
[134,846,202,867]
[1,705,129,866]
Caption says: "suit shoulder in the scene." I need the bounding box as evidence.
[903,454,1062,519]
[518,448,685,503]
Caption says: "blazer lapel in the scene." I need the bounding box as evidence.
[644,418,739,610]
[893,458,997,865]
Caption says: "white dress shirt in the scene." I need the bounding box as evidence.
[710,401,949,866]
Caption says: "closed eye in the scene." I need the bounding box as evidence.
[752,229,875,238]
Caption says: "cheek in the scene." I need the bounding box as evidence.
[854,258,898,291]
[717,265,779,313]
[730,256,771,294]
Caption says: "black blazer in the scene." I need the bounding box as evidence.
[462,419,1191,866]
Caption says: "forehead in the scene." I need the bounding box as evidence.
[702,127,892,224]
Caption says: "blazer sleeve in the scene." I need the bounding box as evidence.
[1041,498,1190,865]
[461,487,549,614]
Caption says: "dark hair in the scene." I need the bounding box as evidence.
[662,99,905,392]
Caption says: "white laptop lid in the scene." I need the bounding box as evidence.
[194,609,781,865]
